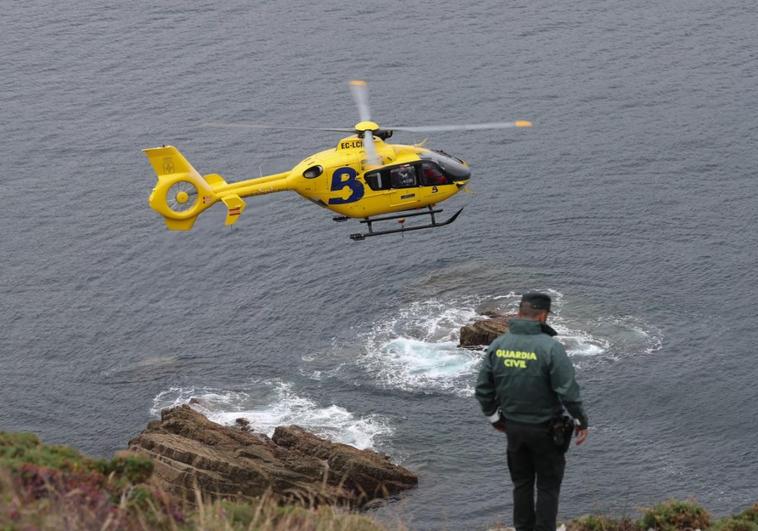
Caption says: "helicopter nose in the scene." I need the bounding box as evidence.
[451,166,471,181]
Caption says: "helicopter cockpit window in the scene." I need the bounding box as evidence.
[420,150,471,180]
[365,170,391,191]
[389,164,417,188]
[418,162,449,186]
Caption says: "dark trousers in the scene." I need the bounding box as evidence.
[505,420,566,531]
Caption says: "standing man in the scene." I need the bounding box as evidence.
[475,292,589,531]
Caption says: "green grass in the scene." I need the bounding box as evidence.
[0,432,89,470]
[0,432,153,484]
[0,431,394,531]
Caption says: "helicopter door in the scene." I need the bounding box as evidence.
[389,164,422,208]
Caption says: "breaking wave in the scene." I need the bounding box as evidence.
[151,380,391,450]
[356,293,662,395]
[360,300,482,396]
[474,290,661,359]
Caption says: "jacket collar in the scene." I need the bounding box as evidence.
[509,318,549,335]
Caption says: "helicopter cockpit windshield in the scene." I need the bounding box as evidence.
[364,151,470,192]
[419,150,471,181]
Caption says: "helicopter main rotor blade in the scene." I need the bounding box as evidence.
[363,130,381,166]
[385,121,533,133]
[204,122,355,133]
[349,80,372,122]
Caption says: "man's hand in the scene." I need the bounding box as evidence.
[492,417,507,433]
[575,427,588,446]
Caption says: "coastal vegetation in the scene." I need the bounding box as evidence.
[565,500,757,531]
[0,431,389,530]
[1,430,755,530]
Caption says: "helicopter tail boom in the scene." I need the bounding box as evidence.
[144,145,249,230]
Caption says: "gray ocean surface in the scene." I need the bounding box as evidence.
[2,1,757,528]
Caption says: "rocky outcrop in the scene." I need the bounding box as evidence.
[459,312,512,348]
[127,405,417,508]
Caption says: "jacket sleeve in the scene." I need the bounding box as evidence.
[548,342,589,428]
[475,348,499,417]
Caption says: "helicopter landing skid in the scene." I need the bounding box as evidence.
[349,206,463,241]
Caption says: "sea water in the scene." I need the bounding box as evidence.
[1,1,756,529]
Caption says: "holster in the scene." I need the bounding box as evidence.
[550,415,575,453]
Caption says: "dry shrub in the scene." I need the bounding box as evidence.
[191,488,392,531]
[710,502,758,531]
[567,514,640,531]
[639,499,710,531]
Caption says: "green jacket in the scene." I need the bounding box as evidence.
[475,319,588,428]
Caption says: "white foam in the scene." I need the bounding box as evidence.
[356,293,663,395]
[151,387,245,414]
[382,338,475,378]
[491,291,519,301]
[552,322,610,357]
[150,381,392,450]
[360,299,482,396]
[483,290,659,359]
[372,337,480,393]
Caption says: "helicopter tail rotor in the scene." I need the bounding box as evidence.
[144,146,247,230]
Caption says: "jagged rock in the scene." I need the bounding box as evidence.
[459,313,513,348]
[272,425,415,501]
[127,405,417,508]
[234,418,251,432]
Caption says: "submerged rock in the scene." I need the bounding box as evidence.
[128,405,417,508]
[459,312,512,348]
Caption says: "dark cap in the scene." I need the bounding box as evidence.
[521,292,552,311]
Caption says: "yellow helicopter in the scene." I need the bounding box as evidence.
[144,80,532,240]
